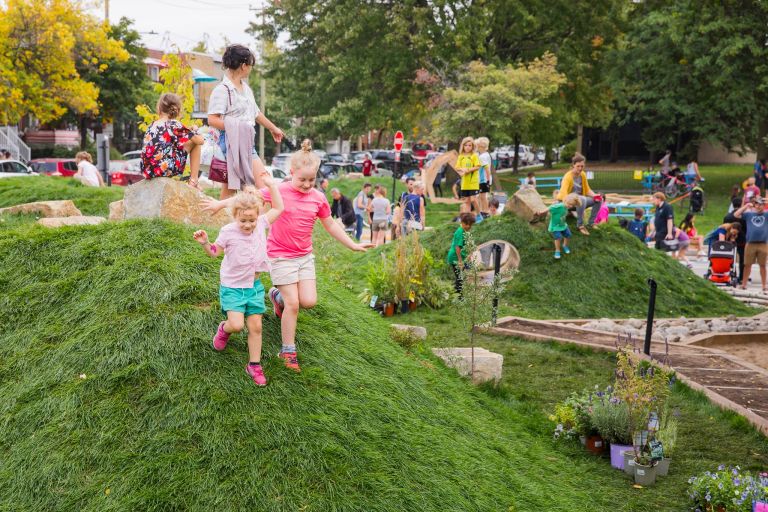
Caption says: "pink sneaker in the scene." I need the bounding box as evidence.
[245,364,267,386]
[269,287,283,319]
[212,321,229,351]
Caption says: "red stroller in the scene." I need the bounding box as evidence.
[705,241,738,286]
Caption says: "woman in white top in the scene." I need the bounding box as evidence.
[207,44,284,199]
[74,151,104,187]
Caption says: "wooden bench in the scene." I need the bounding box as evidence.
[607,202,654,222]
[518,176,562,190]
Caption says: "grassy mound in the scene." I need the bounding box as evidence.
[0,176,124,216]
[323,212,754,319]
[1,220,633,512]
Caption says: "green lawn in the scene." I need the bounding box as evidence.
[1,169,765,511]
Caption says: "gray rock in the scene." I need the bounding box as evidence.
[109,200,125,221]
[391,324,427,340]
[626,318,643,329]
[508,188,549,224]
[123,177,233,227]
[666,326,690,339]
[432,347,503,384]
[37,216,106,227]
[1,200,82,218]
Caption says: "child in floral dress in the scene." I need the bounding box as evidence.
[140,93,204,188]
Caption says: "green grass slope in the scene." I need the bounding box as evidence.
[323,212,754,319]
[0,176,124,216]
[1,220,635,512]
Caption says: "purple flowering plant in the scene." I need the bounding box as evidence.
[688,465,768,511]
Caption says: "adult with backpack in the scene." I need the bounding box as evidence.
[734,197,768,292]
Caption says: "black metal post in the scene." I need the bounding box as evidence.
[391,159,399,205]
[492,243,502,326]
[644,278,657,355]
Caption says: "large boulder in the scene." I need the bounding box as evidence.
[0,200,81,218]
[109,200,125,221]
[37,216,106,228]
[508,188,549,224]
[391,324,427,340]
[122,178,232,227]
[432,347,503,384]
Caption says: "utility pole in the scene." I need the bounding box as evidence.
[104,0,109,22]
[249,3,267,159]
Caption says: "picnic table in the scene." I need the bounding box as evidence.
[607,202,654,222]
[518,176,562,190]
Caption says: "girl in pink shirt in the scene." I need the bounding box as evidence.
[193,176,284,386]
[203,140,369,372]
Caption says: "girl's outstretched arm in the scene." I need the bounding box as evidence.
[201,195,237,214]
[193,230,223,257]
[261,174,284,225]
[319,216,371,252]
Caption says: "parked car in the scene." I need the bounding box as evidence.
[272,153,291,173]
[422,151,444,170]
[109,160,144,186]
[122,150,143,159]
[349,151,370,161]
[325,153,350,163]
[411,142,435,158]
[352,158,391,177]
[0,159,37,178]
[319,162,356,179]
[29,158,78,176]
[265,165,287,183]
[370,150,418,177]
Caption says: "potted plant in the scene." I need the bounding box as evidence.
[655,409,678,477]
[687,465,768,512]
[590,398,632,469]
[363,262,396,316]
[633,452,657,486]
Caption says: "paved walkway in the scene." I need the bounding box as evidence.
[488,316,768,436]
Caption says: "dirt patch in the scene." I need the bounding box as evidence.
[692,339,768,371]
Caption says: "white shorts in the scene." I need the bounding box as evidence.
[269,254,316,286]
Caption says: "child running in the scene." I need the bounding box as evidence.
[141,93,204,187]
[193,175,284,386]
[202,139,369,372]
[549,194,581,259]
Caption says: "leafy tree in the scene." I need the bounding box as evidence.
[433,54,565,172]
[0,0,128,125]
[611,0,768,159]
[136,51,195,130]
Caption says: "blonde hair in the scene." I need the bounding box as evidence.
[564,193,582,209]
[475,137,489,151]
[157,93,182,119]
[459,137,475,154]
[75,151,92,163]
[290,138,321,172]
[653,192,666,201]
[232,191,263,218]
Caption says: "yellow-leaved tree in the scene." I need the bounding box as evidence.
[136,51,195,131]
[0,0,128,125]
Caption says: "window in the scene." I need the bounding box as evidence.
[149,66,159,82]
[11,162,28,173]
[0,162,12,173]
[63,161,78,171]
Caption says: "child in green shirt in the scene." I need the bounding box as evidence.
[548,194,581,259]
[446,212,477,294]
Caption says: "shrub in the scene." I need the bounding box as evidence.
[389,327,420,350]
[590,399,632,445]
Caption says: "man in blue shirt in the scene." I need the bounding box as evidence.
[735,197,768,292]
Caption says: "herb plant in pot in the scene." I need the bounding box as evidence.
[655,412,678,477]
[591,399,633,469]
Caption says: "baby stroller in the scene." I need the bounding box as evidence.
[705,241,738,286]
[689,185,705,213]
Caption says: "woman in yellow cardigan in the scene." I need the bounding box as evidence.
[557,153,602,235]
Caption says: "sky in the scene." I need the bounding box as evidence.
[86,0,264,56]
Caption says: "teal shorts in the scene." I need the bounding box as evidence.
[219,280,265,317]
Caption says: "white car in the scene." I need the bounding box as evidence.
[265,165,287,183]
[0,159,37,178]
[122,150,142,159]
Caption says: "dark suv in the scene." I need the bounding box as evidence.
[370,150,418,178]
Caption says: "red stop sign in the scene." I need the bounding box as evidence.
[394,130,404,151]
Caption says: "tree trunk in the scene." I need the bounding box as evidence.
[544,145,553,169]
[575,124,583,157]
[757,119,768,161]
[609,128,619,163]
[375,128,385,148]
[79,115,88,150]
[513,134,520,173]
